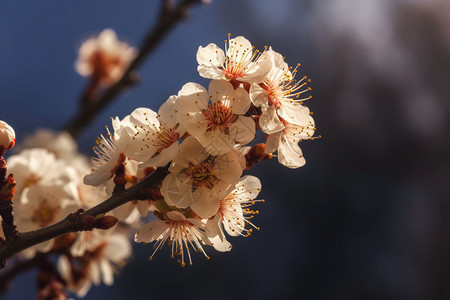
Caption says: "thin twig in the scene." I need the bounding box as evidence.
[65,0,204,139]
[0,166,169,269]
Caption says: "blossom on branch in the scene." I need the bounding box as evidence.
[15,183,81,258]
[83,117,131,187]
[250,48,313,134]
[135,210,210,267]
[160,136,243,219]
[121,95,185,168]
[177,80,255,155]
[197,35,271,85]
[76,29,137,86]
[265,118,316,169]
[58,230,131,297]
[0,121,15,152]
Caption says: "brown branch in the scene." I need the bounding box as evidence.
[0,165,169,269]
[0,152,18,242]
[65,0,204,139]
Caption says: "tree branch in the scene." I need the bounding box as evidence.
[65,0,204,139]
[0,166,169,269]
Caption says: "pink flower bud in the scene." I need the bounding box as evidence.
[0,121,15,151]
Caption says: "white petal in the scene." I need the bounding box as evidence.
[265,130,283,154]
[136,201,150,217]
[140,142,179,168]
[227,36,253,64]
[199,130,235,156]
[197,43,226,80]
[105,233,132,262]
[214,151,244,184]
[178,136,209,165]
[229,116,256,145]
[278,103,311,127]
[166,211,186,221]
[112,202,135,221]
[90,262,101,285]
[197,43,225,67]
[180,112,208,140]
[177,82,209,101]
[249,83,269,108]
[208,80,234,104]
[260,106,285,134]
[135,220,168,243]
[129,107,159,127]
[238,56,272,84]
[267,48,288,70]
[231,87,251,115]
[190,191,221,219]
[205,214,232,252]
[235,175,262,200]
[158,95,182,129]
[71,232,87,257]
[278,135,306,168]
[160,173,195,208]
[100,259,114,286]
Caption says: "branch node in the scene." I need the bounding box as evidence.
[68,209,95,232]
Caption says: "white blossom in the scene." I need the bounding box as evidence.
[76,29,136,86]
[176,80,255,155]
[250,48,313,134]
[197,35,271,84]
[15,183,81,258]
[7,148,76,196]
[121,95,185,168]
[59,230,131,297]
[0,120,15,150]
[265,118,316,168]
[17,129,78,161]
[160,136,243,219]
[218,175,262,237]
[83,116,131,186]
[135,210,210,267]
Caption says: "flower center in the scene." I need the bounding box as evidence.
[261,64,312,108]
[185,160,218,189]
[31,200,58,227]
[25,174,41,187]
[90,50,122,81]
[154,128,179,152]
[202,102,234,133]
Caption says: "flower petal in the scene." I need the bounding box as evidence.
[161,173,195,208]
[278,135,306,168]
[231,87,251,115]
[265,130,283,154]
[278,103,311,127]
[260,105,285,134]
[190,191,221,219]
[197,43,226,80]
[135,220,168,243]
[229,116,256,145]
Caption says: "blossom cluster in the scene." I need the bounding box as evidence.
[83,34,317,266]
[6,130,131,297]
[0,32,317,298]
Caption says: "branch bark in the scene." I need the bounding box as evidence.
[0,166,169,269]
[65,0,204,139]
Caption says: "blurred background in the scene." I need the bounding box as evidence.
[1,0,450,299]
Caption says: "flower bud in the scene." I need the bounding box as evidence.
[93,215,118,230]
[0,121,15,151]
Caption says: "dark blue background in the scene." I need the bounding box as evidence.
[1,0,449,299]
